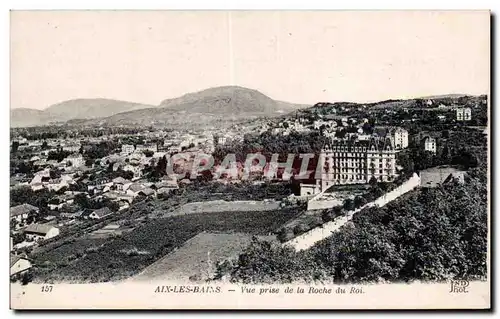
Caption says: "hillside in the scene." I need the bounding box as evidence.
[160,86,306,114]
[10,108,50,128]
[82,86,308,128]
[11,99,154,127]
[11,86,308,128]
[44,99,154,121]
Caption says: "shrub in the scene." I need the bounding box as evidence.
[21,272,33,285]
[293,223,307,236]
[321,210,333,223]
[342,198,355,211]
[276,228,288,242]
[354,196,367,208]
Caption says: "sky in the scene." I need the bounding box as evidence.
[10,11,490,110]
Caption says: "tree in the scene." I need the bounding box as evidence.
[21,272,33,285]
[321,209,333,222]
[156,155,168,175]
[104,200,120,212]
[11,141,19,153]
[11,232,26,245]
[74,193,91,209]
[116,170,133,180]
[143,150,154,157]
[47,148,70,162]
[16,161,33,175]
[452,149,478,170]
[85,158,94,167]
[276,228,288,242]
[354,196,367,208]
[223,238,327,284]
[332,206,343,218]
[49,169,61,179]
[293,223,307,236]
[440,145,452,165]
[362,122,374,135]
[343,198,355,211]
[42,141,49,150]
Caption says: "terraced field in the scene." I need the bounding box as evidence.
[32,206,302,283]
[133,232,271,282]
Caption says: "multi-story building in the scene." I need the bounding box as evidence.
[136,143,158,153]
[423,136,437,154]
[319,137,397,190]
[61,141,81,153]
[121,144,135,155]
[391,127,409,149]
[64,153,85,167]
[456,107,472,121]
[216,136,227,145]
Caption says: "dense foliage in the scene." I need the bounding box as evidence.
[219,167,487,283]
[10,186,56,215]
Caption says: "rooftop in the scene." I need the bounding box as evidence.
[10,204,39,217]
[24,223,57,235]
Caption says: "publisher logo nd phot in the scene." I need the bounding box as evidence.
[449,280,469,293]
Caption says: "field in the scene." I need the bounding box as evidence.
[31,236,109,282]
[169,200,280,217]
[32,206,302,283]
[133,232,269,282]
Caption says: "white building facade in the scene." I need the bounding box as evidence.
[392,128,409,149]
[456,107,472,121]
[424,137,437,154]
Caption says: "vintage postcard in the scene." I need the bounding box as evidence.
[9,10,490,309]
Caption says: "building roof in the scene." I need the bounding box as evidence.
[155,180,179,189]
[102,224,120,230]
[112,177,130,185]
[90,207,113,218]
[138,188,155,196]
[24,223,57,235]
[128,183,144,193]
[10,204,39,217]
[10,254,30,268]
[422,136,436,143]
[322,137,394,153]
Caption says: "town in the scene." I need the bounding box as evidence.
[10,92,488,284]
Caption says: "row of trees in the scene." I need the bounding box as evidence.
[12,125,149,141]
[73,193,120,212]
[279,179,396,240]
[47,148,71,162]
[213,131,329,165]
[10,187,56,215]
[81,141,120,160]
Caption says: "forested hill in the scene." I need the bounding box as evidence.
[215,164,487,284]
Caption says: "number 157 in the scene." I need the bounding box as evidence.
[41,285,53,292]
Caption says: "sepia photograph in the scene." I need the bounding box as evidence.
[9,10,490,309]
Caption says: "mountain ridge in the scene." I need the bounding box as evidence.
[11,86,308,127]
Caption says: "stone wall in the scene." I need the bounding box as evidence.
[284,173,421,251]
